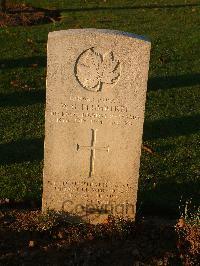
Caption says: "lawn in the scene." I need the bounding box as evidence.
[0,0,200,217]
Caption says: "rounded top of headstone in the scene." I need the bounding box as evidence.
[48,28,150,43]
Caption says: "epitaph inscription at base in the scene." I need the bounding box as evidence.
[42,29,151,224]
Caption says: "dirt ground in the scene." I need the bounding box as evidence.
[0,3,60,26]
[0,206,199,265]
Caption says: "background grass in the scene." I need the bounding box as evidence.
[0,0,200,216]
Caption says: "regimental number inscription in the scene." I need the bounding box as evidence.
[75,47,121,92]
[77,129,109,177]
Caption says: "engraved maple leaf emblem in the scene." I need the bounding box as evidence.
[75,47,121,92]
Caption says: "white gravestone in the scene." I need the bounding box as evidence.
[42,29,151,224]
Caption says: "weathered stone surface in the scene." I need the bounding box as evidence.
[42,29,151,224]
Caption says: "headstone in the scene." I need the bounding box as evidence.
[42,29,151,224]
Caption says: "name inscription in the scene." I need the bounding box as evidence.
[50,95,140,127]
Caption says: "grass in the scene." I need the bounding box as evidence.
[0,0,200,216]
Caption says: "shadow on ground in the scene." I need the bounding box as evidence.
[0,56,46,69]
[0,138,44,165]
[137,180,200,218]
[148,73,200,91]
[57,3,200,12]
[1,57,199,92]
[1,113,199,165]
[144,114,200,140]
[0,90,45,107]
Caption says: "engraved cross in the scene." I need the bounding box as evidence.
[77,129,109,178]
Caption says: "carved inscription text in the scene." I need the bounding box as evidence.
[50,96,140,127]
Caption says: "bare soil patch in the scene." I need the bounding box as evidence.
[0,207,199,265]
[0,3,60,27]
